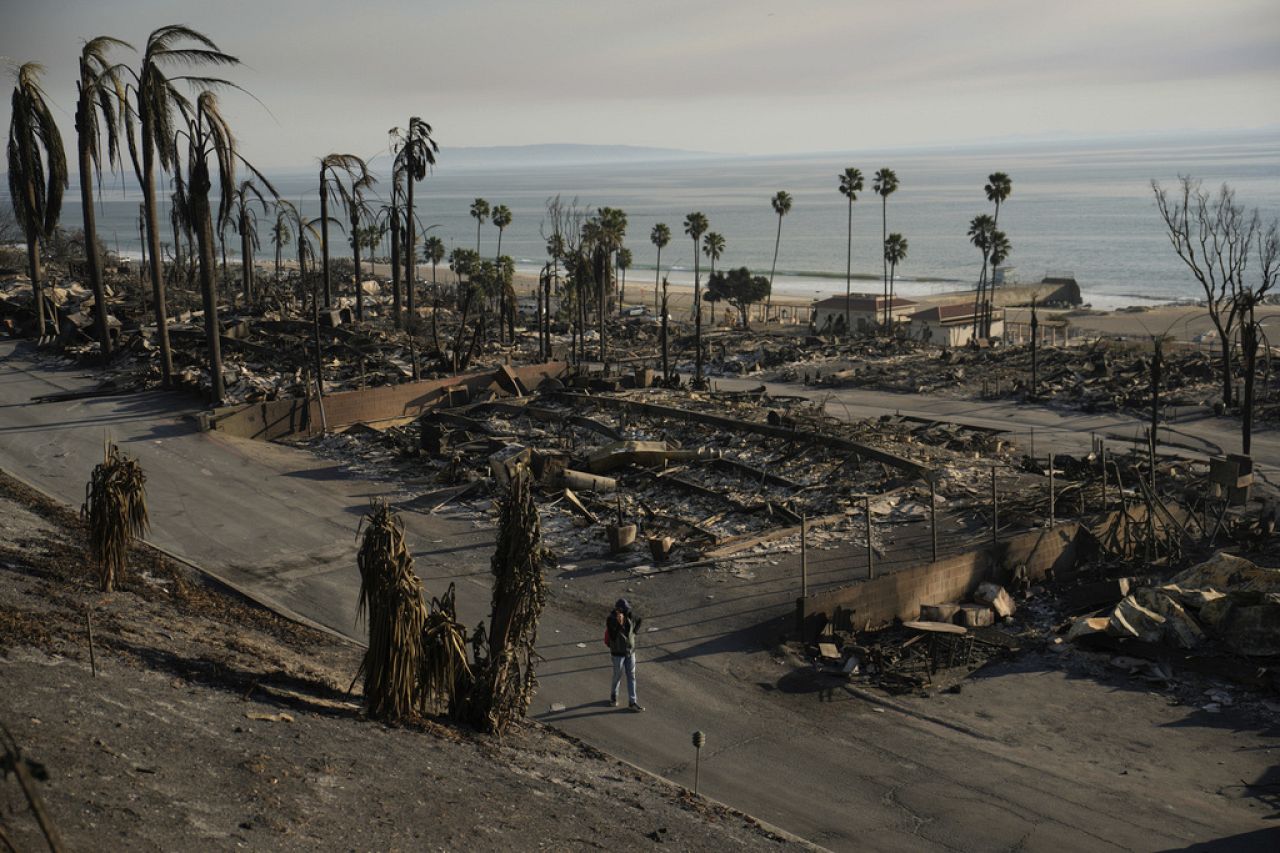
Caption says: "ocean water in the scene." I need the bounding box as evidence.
[9,132,1280,311]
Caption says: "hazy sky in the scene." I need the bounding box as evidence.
[3,0,1278,169]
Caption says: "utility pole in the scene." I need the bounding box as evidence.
[1048,454,1055,526]
[1030,297,1039,397]
[991,467,999,543]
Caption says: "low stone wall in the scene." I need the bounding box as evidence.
[797,522,1081,638]
[207,362,569,441]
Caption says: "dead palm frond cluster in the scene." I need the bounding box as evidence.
[354,471,551,732]
[469,465,551,734]
[81,442,148,592]
[356,500,429,722]
[421,583,472,718]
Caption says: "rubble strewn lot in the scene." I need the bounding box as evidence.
[288,383,1039,572]
[0,472,798,851]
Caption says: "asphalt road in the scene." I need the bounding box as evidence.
[1,341,1272,851]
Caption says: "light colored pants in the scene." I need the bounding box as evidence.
[611,653,637,704]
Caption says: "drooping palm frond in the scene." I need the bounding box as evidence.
[8,62,67,240]
[356,500,430,722]
[81,442,149,592]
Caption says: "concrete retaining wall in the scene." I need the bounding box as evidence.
[797,522,1081,638]
[208,362,569,441]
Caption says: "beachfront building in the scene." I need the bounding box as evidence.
[811,294,916,335]
[908,303,1005,347]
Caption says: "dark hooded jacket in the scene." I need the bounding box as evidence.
[605,609,641,657]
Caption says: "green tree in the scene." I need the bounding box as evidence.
[423,235,446,288]
[470,197,490,255]
[873,168,899,328]
[883,232,908,332]
[838,167,864,332]
[985,230,1010,338]
[135,25,238,387]
[702,231,724,322]
[75,37,133,357]
[967,213,996,342]
[684,211,709,385]
[617,245,633,307]
[7,63,66,338]
[984,172,1013,334]
[711,266,770,330]
[768,190,792,315]
[491,204,513,339]
[649,222,670,315]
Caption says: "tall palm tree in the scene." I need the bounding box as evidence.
[269,202,291,293]
[702,231,724,322]
[986,230,1011,338]
[967,213,996,343]
[423,234,446,352]
[883,232,908,333]
[768,190,792,316]
[837,167,864,332]
[684,211,709,386]
[491,203,512,260]
[592,207,627,363]
[176,91,267,404]
[343,167,376,321]
[873,168,899,328]
[650,222,670,315]
[317,153,367,309]
[470,197,490,255]
[75,37,133,357]
[423,235,445,290]
[230,179,269,305]
[617,246,632,309]
[984,172,1012,335]
[393,118,437,332]
[491,204,512,339]
[7,63,67,338]
[134,25,238,387]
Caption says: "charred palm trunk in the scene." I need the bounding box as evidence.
[76,123,112,357]
[406,170,416,332]
[694,249,703,386]
[390,207,402,330]
[661,279,670,384]
[320,169,332,309]
[352,214,364,322]
[190,165,225,403]
[24,229,47,337]
[239,213,253,305]
[1242,312,1257,455]
[140,121,174,385]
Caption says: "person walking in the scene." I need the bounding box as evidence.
[605,598,644,711]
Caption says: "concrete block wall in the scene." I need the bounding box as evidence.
[210,362,568,441]
[797,522,1081,638]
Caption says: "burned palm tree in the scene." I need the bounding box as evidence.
[317,153,368,309]
[76,36,134,358]
[132,25,239,387]
[81,442,149,592]
[356,500,429,722]
[173,91,272,404]
[469,465,551,735]
[421,583,472,718]
[230,179,269,305]
[7,63,67,338]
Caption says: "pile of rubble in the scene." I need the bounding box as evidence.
[1061,552,1280,664]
